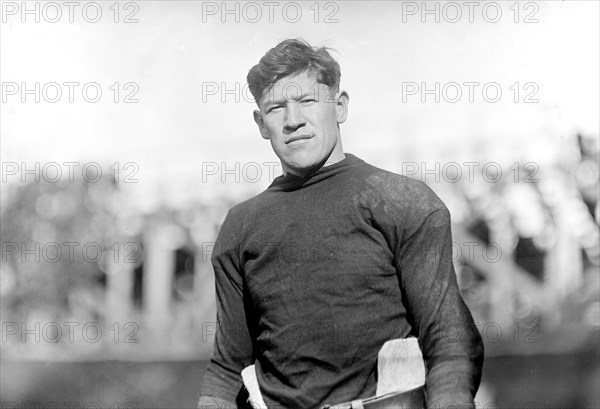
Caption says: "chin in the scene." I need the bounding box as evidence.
[285,154,327,174]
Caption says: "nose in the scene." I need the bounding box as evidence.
[283,102,305,131]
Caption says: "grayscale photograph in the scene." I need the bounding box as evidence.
[1,1,598,408]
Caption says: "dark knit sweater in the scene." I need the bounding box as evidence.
[198,153,483,409]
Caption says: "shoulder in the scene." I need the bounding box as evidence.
[350,160,452,246]
[216,187,275,241]
[212,191,270,267]
[359,162,449,217]
[223,188,271,224]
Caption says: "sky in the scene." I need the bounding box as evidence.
[2,0,599,210]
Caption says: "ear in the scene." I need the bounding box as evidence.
[253,109,270,140]
[335,90,349,124]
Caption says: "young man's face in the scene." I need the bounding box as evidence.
[253,71,349,177]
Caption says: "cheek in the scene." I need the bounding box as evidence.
[317,114,338,134]
[264,124,283,143]
[269,137,282,151]
[318,107,338,128]
[263,114,282,130]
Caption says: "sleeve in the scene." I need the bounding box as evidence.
[399,205,484,408]
[198,209,255,408]
[375,180,484,408]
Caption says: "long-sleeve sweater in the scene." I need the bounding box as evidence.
[198,153,484,409]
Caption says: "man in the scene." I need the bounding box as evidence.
[198,39,484,409]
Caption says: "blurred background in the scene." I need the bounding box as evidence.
[1,1,598,408]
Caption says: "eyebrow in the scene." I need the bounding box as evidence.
[263,92,317,108]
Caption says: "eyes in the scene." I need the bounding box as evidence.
[266,99,316,114]
[266,105,283,114]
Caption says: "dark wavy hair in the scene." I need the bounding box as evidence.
[247,39,341,105]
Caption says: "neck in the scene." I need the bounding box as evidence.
[282,151,346,178]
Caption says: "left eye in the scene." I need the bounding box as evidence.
[301,99,315,103]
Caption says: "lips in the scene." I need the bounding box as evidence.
[286,135,313,144]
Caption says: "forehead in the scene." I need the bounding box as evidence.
[259,71,331,106]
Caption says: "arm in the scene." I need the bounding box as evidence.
[370,177,484,408]
[397,202,484,408]
[198,210,254,408]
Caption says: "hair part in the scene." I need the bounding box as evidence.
[247,38,341,105]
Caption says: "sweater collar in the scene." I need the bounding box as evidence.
[268,153,365,191]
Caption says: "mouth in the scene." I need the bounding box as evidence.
[286,135,313,144]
